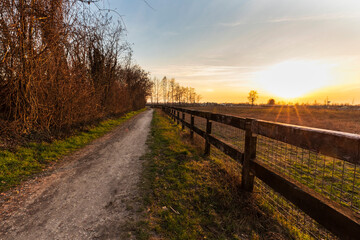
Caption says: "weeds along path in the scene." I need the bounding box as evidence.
[0,109,153,240]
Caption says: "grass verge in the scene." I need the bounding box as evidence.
[0,108,146,193]
[140,110,294,240]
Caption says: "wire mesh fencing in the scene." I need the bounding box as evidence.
[256,135,360,215]
[164,107,359,239]
[255,180,337,239]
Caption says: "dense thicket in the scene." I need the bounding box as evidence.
[0,0,151,136]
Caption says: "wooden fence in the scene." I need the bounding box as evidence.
[156,105,360,240]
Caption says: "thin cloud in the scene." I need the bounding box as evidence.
[151,65,257,76]
[218,14,360,28]
[217,21,245,27]
[268,14,360,23]
[149,65,259,85]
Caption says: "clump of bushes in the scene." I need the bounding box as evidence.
[0,0,152,140]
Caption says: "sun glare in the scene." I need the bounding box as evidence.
[254,60,334,99]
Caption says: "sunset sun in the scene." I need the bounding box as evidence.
[254,61,334,99]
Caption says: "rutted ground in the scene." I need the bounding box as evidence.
[0,109,153,240]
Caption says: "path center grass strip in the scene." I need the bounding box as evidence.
[142,110,294,240]
[0,108,146,193]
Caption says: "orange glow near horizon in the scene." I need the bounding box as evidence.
[254,60,335,99]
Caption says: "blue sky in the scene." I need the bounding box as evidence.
[103,0,360,103]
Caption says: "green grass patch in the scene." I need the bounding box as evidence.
[140,110,294,240]
[0,108,146,192]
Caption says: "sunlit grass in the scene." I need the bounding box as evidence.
[172,107,357,238]
[0,108,146,192]
[140,110,295,239]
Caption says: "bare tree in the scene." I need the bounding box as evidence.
[161,76,168,104]
[189,87,196,103]
[196,94,202,104]
[0,0,152,136]
[248,90,259,106]
[152,77,161,104]
[181,87,188,103]
[169,78,176,104]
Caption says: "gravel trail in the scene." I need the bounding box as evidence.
[0,109,153,240]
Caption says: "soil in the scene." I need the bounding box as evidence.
[0,109,153,240]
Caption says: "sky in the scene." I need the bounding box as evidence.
[103,0,360,104]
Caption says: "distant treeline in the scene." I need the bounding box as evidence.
[188,102,360,109]
[150,77,201,104]
[0,0,152,135]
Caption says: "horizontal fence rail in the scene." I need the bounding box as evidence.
[155,105,360,240]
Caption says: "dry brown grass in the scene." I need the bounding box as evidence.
[190,105,360,134]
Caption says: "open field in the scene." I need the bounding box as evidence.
[189,105,360,134]
[185,106,360,215]
[170,106,360,239]
[185,106,360,210]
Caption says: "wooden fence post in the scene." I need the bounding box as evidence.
[182,112,185,130]
[241,118,257,192]
[204,118,212,156]
[190,115,194,139]
[177,111,180,125]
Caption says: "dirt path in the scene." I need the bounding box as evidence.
[0,109,153,240]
